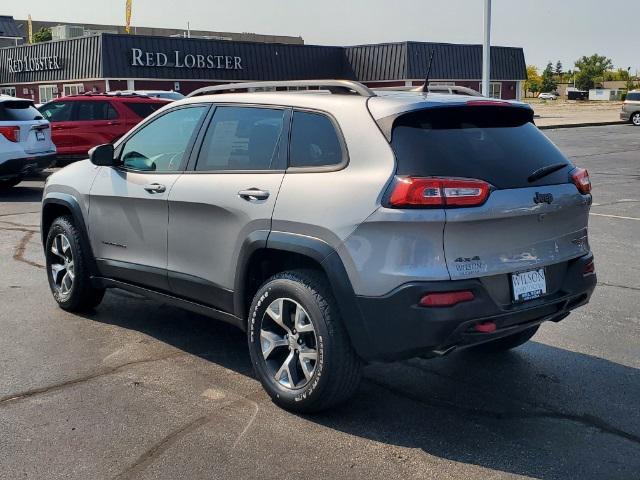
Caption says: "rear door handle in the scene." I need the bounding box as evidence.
[238,188,270,201]
[144,183,166,194]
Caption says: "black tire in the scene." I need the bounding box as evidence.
[247,270,362,413]
[631,112,640,126]
[0,177,23,189]
[45,215,105,312]
[472,325,540,353]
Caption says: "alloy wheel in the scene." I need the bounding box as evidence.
[259,298,318,389]
[632,113,640,126]
[50,233,75,297]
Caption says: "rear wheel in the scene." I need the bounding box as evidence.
[45,216,105,312]
[0,177,23,189]
[247,270,362,413]
[472,325,540,353]
[631,112,640,126]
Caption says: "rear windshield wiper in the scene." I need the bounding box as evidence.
[528,162,567,183]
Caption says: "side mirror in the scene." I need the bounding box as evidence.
[89,144,117,166]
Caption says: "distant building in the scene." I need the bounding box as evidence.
[6,16,304,45]
[0,33,527,103]
[0,15,22,47]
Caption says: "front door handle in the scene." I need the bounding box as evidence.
[144,183,166,194]
[238,188,270,201]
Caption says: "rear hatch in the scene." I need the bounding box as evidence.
[0,100,54,155]
[388,103,591,286]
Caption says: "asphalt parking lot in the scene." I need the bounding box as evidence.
[1,125,638,480]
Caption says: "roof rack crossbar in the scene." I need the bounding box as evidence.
[186,80,376,98]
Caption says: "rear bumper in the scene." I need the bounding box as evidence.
[0,153,56,180]
[353,253,596,361]
[620,111,630,121]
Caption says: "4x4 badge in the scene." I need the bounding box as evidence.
[534,192,554,204]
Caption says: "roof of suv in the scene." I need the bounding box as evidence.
[51,93,171,104]
[178,89,531,121]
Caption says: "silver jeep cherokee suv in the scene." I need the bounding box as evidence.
[41,80,596,412]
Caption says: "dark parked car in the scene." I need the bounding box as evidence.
[38,93,170,162]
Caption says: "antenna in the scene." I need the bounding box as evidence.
[421,50,435,93]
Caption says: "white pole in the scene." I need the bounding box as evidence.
[482,0,492,97]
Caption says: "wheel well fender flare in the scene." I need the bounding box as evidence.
[41,193,98,276]
[235,231,371,358]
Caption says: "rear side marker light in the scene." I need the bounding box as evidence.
[0,126,20,143]
[389,177,490,208]
[570,167,591,194]
[474,321,497,333]
[420,291,475,307]
[583,260,595,275]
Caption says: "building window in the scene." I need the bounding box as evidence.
[0,87,17,97]
[39,85,58,104]
[63,83,84,97]
[489,82,502,99]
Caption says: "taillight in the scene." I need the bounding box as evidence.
[0,126,20,143]
[570,167,591,194]
[388,177,490,208]
[420,291,475,307]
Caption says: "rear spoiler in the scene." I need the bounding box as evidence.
[374,102,535,143]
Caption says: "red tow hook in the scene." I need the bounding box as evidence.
[474,321,497,333]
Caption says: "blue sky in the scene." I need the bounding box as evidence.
[8,0,640,73]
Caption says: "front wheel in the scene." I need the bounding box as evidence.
[247,270,362,413]
[45,216,105,312]
[631,112,640,126]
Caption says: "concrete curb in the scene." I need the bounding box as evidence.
[538,121,626,130]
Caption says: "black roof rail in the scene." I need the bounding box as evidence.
[187,80,376,98]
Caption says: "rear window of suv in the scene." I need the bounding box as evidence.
[123,102,166,118]
[626,92,640,101]
[0,101,43,121]
[389,106,572,189]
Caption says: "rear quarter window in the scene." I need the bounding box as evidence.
[289,111,343,168]
[626,93,640,101]
[0,101,43,121]
[389,106,573,189]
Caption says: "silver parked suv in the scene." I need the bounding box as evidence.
[621,90,640,125]
[41,80,596,412]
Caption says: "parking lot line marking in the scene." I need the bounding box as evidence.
[590,213,640,221]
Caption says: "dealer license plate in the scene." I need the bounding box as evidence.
[36,131,45,141]
[511,268,547,302]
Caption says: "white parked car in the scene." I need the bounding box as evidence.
[0,95,56,189]
[538,92,559,100]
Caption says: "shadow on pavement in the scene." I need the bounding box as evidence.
[85,289,640,480]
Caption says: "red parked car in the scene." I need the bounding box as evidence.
[38,93,170,162]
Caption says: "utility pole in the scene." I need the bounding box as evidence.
[482,0,492,97]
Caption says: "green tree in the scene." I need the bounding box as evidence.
[574,54,613,90]
[524,65,541,97]
[540,62,557,92]
[32,27,52,43]
[555,60,563,77]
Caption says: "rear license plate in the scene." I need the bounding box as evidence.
[36,131,45,141]
[511,268,547,302]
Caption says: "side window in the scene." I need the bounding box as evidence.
[289,111,343,168]
[196,106,286,171]
[120,106,207,172]
[76,101,119,121]
[39,102,74,122]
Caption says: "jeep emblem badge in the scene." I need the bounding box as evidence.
[534,192,554,204]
